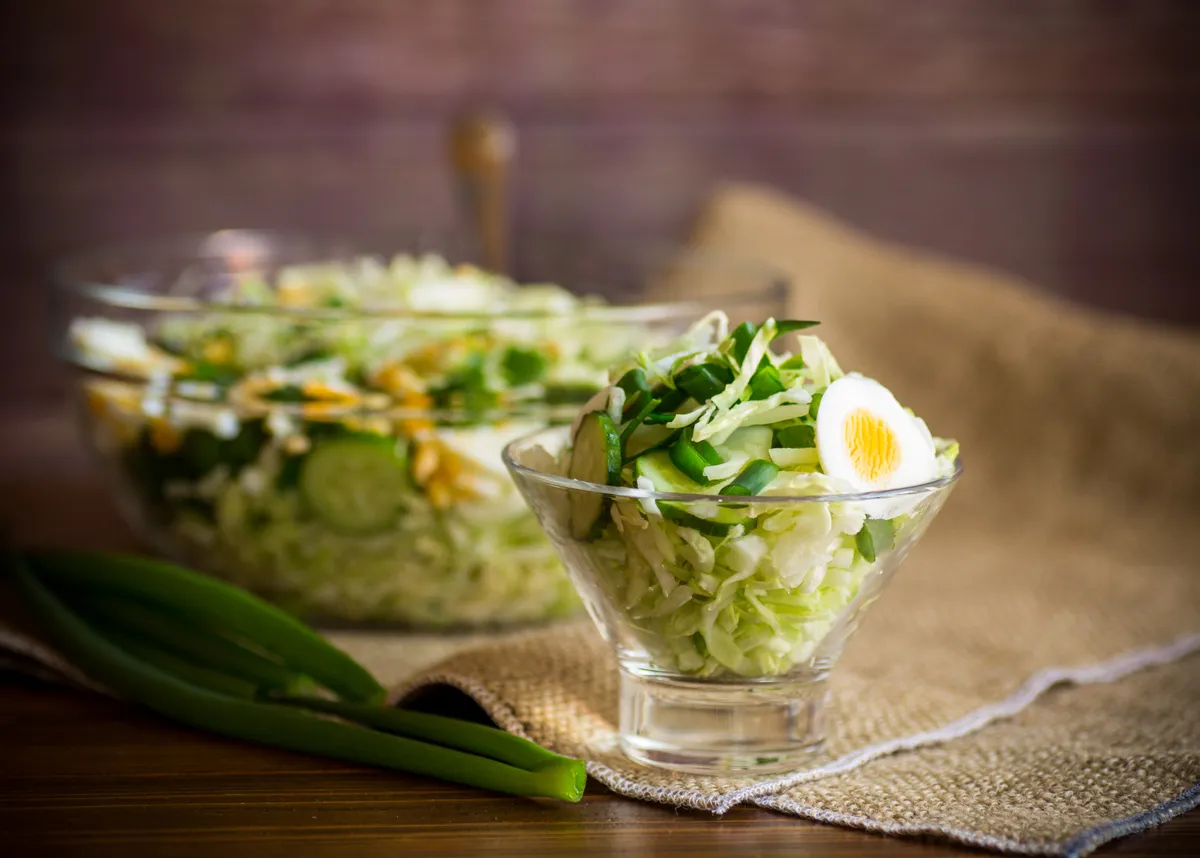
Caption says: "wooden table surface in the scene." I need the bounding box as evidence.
[2,406,1197,857]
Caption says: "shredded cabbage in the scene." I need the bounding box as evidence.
[73,253,649,627]
[167,440,578,626]
[560,314,959,677]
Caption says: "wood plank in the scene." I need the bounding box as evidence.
[8,115,1196,299]
[7,0,1198,117]
[0,685,1115,858]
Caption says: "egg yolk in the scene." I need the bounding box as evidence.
[844,408,900,482]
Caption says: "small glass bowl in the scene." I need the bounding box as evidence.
[51,231,786,629]
[505,425,961,773]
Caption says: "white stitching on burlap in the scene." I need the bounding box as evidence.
[404,631,1200,821]
[753,780,1200,858]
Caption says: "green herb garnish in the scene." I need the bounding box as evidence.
[854,518,895,564]
[501,347,548,386]
[775,424,816,448]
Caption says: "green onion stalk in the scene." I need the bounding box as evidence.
[9,550,586,802]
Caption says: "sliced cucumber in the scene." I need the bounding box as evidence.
[623,424,681,461]
[634,450,707,494]
[635,450,751,535]
[568,411,622,540]
[659,503,751,537]
[716,426,774,462]
[300,436,409,535]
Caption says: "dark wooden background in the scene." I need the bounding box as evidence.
[4,0,1198,407]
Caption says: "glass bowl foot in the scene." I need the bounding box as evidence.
[618,668,828,775]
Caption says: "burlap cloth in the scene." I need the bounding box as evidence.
[2,185,1197,854]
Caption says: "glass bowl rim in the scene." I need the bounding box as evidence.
[52,229,789,323]
[503,424,963,505]
[70,372,598,423]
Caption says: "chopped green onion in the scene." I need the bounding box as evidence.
[748,364,786,400]
[729,322,758,364]
[642,412,676,426]
[773,320,820,337]
[262,385,309,403]
[177,361,240,386]
[775,424,816,448]
[616,368,654,419]
[616,368,651,398]
[501,347,548,386]
[669,434,722,485]
[809,391,824,419]
[721,459,779,497]
[675,364,733,402]
[653,385,687,412]
[619,396,661,445]
[695,439,723,466]
[780,355,806,370]
[542,383,602,406]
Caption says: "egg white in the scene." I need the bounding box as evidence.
[816,374,936,495]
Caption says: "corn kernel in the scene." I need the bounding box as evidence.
[411,442,440,484]
[148,418,183,454]
[276,282,312,308]
[202,338,234,365]
[283,434,311,456]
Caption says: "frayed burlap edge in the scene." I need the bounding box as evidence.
[754,782,1200,858]
[398,631,1200,817]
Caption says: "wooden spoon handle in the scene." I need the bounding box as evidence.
[449,112,517,274]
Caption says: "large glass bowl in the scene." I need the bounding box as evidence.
[505,426,961,773]
[51,231,785,629]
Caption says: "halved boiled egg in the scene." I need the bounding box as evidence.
[816,374,936,494]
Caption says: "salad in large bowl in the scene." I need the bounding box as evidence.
[57,232,783,628]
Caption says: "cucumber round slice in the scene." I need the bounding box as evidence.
[623,423,680,461]
[634,450,707,494]
[659,503,750,537]
[635,450,752,534]
[300,436,409,535]
[567,411,622,540]
[716,426,774,462]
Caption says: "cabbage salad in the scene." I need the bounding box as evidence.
[561,314,959,677]
[73,253,637,626]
